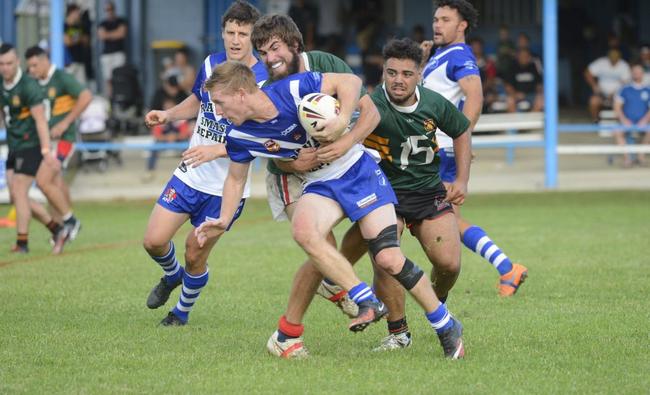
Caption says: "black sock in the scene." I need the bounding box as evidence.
[46,220,62,235]
[387,317,410,336]
[16,233,28,248]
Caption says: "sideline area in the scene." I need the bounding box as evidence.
[67,137,650,202]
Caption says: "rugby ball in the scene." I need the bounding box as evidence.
[297,93,340,137]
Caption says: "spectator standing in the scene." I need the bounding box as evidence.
[171,48,195,96]
[98,1,127,95]
[613,63,650,167]
[584,48,631,122]
[63,4,91,86]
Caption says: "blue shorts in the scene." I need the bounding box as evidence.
[304,153,397,221]
[439,148,456,183]
[157,175,245,229]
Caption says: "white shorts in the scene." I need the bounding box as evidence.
[100,51,126,81]
[265,171,304,221]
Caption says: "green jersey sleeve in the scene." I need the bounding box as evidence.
[60,71,84,98]
[24,77,46,107]
[422,87,470,139]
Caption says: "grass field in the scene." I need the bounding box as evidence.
[1,191,648,394]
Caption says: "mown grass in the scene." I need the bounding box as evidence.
[1,191,648,394]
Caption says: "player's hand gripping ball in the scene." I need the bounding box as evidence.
[298,93,340,138]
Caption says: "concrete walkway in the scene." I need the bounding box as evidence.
[67,142,650,202]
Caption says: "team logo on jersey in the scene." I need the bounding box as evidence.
[12,95,20,106]
[424,118,436,132]
[642,91,649,101]
[162,187,177,203]
[48,87,56,98]
[293,132,302,141]
[264,139,281,152]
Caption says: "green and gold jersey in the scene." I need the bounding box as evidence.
[266,50,366,175]
[40,66,84,142]
[0,69,45,150]
[365,84,469,190]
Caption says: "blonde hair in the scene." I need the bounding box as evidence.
[204,61,257,94]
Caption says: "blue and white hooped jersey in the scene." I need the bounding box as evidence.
[422,43,479,148]
[226,71,363,185]
[172,52,268,197]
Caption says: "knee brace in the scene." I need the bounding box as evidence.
[392,258,424,290]
[367,225,400,259]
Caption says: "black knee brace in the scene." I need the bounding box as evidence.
[392,258,424,290]
[367,225,400,259]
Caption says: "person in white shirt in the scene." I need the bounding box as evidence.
[584,48,631,122]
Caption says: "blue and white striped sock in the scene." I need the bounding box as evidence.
[171,269,209,323]
[149,241,184,285]
[462,226,514,276]
[348,282,379,305]
[426,303,454,334]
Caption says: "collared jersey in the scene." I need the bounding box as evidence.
[422,43,479,148]
[39,65,85,142]
[1,68,45,150]
[226,71,363,185]
[172,52,268,197]
[365,84,469,190]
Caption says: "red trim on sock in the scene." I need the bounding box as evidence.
[278,315,304,337]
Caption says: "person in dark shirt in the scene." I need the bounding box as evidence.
[63,4,91,85]
[505,48,544,112]
[98,1,127,94]
[288,0,318,51]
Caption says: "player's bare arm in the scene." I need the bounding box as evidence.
[445,130,472,205]
[273,147,319,173]
[458,74,483,129]
[316,94,380,163]
[145,94,200,127]
[51,89,92,138]
[195,161,250,247]
[30,104,51,155]
[311,72,362,143]
[182,144,228,168]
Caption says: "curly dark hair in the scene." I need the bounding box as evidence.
[382,38,422,66]
[251,14,304,53]
[221,0,262,28]
[434,0,479,34]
